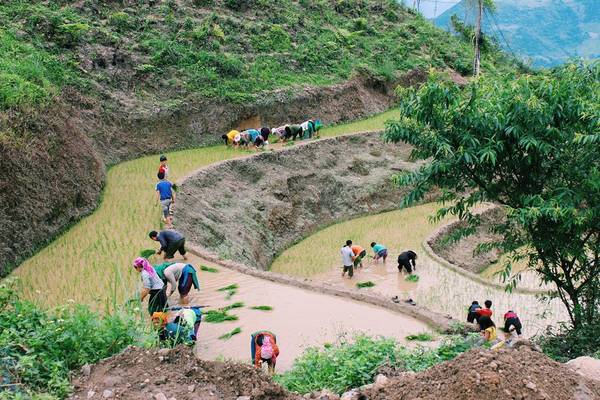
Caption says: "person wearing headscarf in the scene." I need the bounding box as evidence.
[133,257,167,315]
[251,331,279,374]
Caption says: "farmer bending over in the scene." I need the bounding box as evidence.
[503,310,523,337]
[163,262,200,305]
[222,129,239,146]
[467,301,482,323]
[370,242,388,263]
[149,229,188,260]
[341,240,355,278]
[476,299,493,318]
[133,257,167,315]
[284,124,303,141]
[251,331,279,375]
[351,243,367,269]
[397,250,417,273]
[478,316,497,342]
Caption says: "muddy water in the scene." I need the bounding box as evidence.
[273,206,569,337]
[168,253,432,371]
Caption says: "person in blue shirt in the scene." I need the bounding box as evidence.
[370,242,388,263]
[155,171,175,226]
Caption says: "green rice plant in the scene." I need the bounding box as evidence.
[250,305,273,311]
[356,281,376,288]
[221,302,244,311]
[200,265,218,273]
[139,249,156,258]
[225,289,237,300]
[406,332,434,341]
[405,274,419,282]
[219,327,242,340]
[203,309,238,323]
[217,284,239,291]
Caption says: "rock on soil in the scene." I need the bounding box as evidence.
[567,357,600,382]
[69,346,298,400]
[359,345,600,400]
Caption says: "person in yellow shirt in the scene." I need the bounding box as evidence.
[478,316,497,342]
[222,129,240,146]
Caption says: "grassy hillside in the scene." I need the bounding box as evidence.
[0,0,516,112]
[434,0,599,68]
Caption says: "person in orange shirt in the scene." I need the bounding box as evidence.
[251,331,279,374]
[350,243,367,269]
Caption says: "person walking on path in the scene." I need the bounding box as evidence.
[162,262,200,305]
[156,171,175,226]
[133,257,167,315]
[158,155,169,179]
[149,229,188,260]
[251,331,279,375]
[370,242,388,263]
[341,240,355,278]
[397,250,417,273]
[350,243,367,269]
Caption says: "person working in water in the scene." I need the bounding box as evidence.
[251,331,279,375]
[397,250,417,273]
[133,257,167,315]
[149,229,188,260]
[341,240,355,278]
[162,262,200,305]
[370,242,388,263]
[351,243,367,269]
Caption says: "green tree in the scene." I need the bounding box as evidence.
[384,63,600,329]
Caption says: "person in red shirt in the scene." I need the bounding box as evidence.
[158,154,169,178]
[503,310,523,336]
[476,299,493,318]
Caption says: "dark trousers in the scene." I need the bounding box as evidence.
[148,287,167,315]
[343,265,354,277]
[398,260,413,273]
[165,238,186,258]
[467,311,479,323]
[505,317,522,335]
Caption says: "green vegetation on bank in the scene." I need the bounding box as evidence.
[0,279,151,399]
[275,334,477,394]
[0,0,518,111]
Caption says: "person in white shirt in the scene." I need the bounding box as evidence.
[341,240,355,278]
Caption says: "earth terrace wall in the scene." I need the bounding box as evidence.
[176,132,466,332]
[0,75,398,277]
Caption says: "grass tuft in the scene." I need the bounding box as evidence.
[219,327,242,340]
[356,281,376,288]
[406,332,434,341]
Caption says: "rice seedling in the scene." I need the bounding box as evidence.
[222,302,244,311]
[406,332,434,341]
[250,305,273,311]
[219,327,242,340]
[406,274,419,282]
[217,284,239,292]
[225,290,237,300]
[356,281,376,288]
[200,265,218,273]
[139,249,156,258]
[203,310,238,323]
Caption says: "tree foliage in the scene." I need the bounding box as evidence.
[385,63,600,328]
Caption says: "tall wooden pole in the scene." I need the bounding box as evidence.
[473,0,482,76]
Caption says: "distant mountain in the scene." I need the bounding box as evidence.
[434,0,600,67]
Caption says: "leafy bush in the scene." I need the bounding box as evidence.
[406,332,434,341]
[536,322,600,362]
[275,334,477,394]
[0,279,151,398]
[108,11,130,30]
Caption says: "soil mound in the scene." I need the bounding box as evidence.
[362,345,600,400]
[69,346,298,400]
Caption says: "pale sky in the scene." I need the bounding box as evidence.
[397,0,461,19]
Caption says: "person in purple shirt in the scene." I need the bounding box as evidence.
[149,229,188,260]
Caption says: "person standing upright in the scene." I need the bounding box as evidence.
[341,240,355,278]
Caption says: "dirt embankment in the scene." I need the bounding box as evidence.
[70,343,600,400]
[428,206,505,274]
[0,73,401,277]
[176,132,421,271]
[69,346,298,400]
[359,344,600,400]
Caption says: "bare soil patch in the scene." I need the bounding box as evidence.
[69,346,298,400]
[428,207,505,274]
[361,344,600,400]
